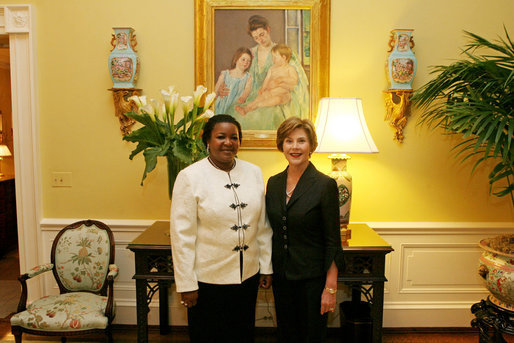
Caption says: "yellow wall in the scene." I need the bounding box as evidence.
[1,0,513,221]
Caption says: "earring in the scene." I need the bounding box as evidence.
[207,144,210,154]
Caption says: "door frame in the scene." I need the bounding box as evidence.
[0,5,42,300]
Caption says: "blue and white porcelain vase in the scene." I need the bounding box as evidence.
[386,29,417,90]
[109,27,140,88]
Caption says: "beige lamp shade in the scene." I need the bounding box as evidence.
[0,144,11,157]
[314,97,378,232]
[315,97,378,153]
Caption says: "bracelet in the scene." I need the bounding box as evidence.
[325,287,337,294]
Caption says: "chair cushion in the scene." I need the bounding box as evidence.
[10,292,110,331]
[54,223,111,291]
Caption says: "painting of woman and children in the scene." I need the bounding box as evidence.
[213,10,311,131]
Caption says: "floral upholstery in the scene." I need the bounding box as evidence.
[27,263,54,278]
[54,223,111,292]
[10,292,110,331]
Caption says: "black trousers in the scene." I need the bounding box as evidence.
[272,275,328,343]
[187,273,260,343]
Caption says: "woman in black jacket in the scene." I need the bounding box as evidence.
[266,116,343,342]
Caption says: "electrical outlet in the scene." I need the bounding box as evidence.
[51,172,72,187]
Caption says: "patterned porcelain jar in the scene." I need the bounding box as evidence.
[386,29,417,90]
[108,27,139,88]
[478,237,514,311]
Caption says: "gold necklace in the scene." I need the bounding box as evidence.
[286,186,295,198]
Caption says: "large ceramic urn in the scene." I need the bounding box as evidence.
[478,236,514,312]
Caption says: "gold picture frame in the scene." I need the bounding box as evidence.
[195,0,330,149]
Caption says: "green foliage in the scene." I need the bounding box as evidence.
[412,27,514,203]
[122,87,214,198]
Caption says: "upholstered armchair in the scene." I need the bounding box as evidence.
[10,220,118,342]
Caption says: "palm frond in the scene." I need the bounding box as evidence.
[412,28,514,203]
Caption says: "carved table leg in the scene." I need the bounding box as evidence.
[158,280,170,334]
[371,282,385,343]
[135,279,149,343]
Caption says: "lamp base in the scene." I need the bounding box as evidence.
[341,224,352,245]
[327,154,353,229]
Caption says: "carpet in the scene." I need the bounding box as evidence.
[0,280,20,319]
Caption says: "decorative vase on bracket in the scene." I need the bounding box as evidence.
[386,29,417,90]
[109,27,140,88]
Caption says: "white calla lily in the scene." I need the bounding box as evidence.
[198,109,214,120]
[204,92,216,109]
[170,92,180,116]
[193,85,208,106]
[141,103,156,120]
[123,84,213,199]
[181,96,193,114]
[128,95,143,108]
[161,89,172,113]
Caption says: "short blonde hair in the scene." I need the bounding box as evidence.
[276,117,318,152]
[272,44,292,62]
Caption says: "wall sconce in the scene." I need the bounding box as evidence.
[0,144,12,177]
[108,27,141,136]
[384,29,417,142]
[315,97,378,240]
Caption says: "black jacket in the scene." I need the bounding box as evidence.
[266,162,343,280]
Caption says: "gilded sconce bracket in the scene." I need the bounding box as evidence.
[109,88,141,136]
[383,89,413,143]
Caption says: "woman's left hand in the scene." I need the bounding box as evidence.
[259,274,272,289]
[320,288,337,315]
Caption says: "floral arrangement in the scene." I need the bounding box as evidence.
[123,85,216,198]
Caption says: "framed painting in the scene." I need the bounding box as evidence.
[195,0,330,149]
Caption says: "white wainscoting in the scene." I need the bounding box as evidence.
[39,219,513,327]
[370,221,513,327]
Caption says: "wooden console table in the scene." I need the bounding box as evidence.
[127,221,392,343]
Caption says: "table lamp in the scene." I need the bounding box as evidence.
[315,97,378,238]
[0,144,12,177]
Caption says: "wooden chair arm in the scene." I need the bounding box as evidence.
[16,264,54,313]
[16,274,29,313]
[105,275,115,323]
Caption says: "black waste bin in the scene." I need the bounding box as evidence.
[339,301,372,343]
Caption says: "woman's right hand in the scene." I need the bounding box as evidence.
[180,290,199,308]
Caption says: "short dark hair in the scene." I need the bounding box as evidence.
[202,114,243,147]
[276,117,318,152]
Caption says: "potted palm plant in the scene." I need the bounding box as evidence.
[412,28,513,311]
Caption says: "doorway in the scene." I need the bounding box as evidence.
[0,34,20,320]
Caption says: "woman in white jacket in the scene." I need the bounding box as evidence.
[170,114,273,343]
